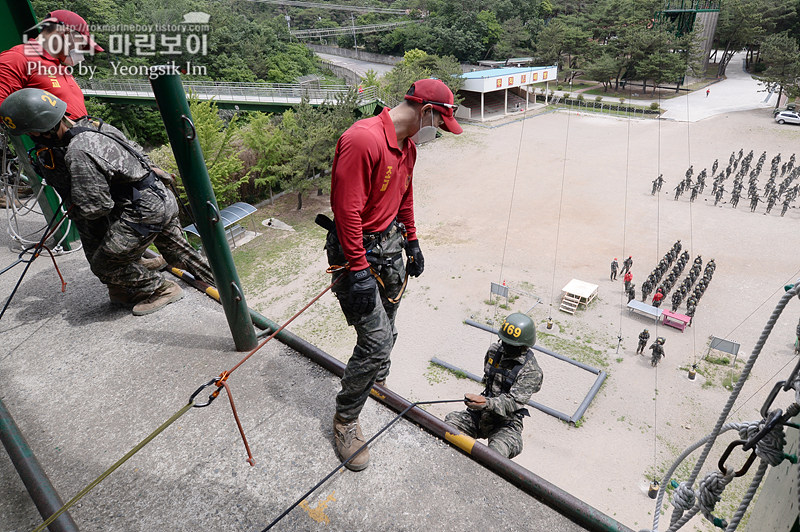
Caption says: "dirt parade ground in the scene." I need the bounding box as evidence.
[246,106,800,531]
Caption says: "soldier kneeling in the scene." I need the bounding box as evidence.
[446,313,543,458]
[0,89,215,315]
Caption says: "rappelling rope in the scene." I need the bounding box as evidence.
[260,398,465,531]
[547,94,572,324]
[32,401,195,532]
[665,281,800,530]
[616,85,633,355]
[490,103,527,338]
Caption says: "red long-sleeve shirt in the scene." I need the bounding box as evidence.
[330,108,417,271]
[0,42,87,119]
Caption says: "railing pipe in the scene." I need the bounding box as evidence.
[0,398,79,532]
[149,69,257,352]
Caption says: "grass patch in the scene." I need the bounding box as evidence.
[537,330,610,369]
[425,361,472,385]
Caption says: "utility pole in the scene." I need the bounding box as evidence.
[351,13,357,53]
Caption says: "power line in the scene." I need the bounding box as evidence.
[246,0,410,14]
[291,20,412,38]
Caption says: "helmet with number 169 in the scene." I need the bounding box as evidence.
[498,312,536,347]
[0,88,67,136]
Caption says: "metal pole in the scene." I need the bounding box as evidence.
[149,70,257,351]
[0,398,79,532]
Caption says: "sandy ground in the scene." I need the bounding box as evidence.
[245,106,800,531]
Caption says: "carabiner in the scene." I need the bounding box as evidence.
[761,382,786,418]
[719,440,757,477]
[189,377,224,408]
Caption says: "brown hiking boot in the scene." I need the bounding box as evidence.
[132,280,184,316]
[139,255,167,271]
[108,285,150,307]
[333,414,369,471]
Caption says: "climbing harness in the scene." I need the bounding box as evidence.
[260,398,465,531]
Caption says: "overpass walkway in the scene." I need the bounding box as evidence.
[80,79,385,114]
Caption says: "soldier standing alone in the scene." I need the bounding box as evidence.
[636,328,650,354]
[446,313,543,458]
[610,258,618,281]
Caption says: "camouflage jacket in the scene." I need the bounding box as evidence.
[481,342,543,419]
[64,118,153,220]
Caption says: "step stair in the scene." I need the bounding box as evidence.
[559,293,580,314]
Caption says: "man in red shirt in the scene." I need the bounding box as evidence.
[0,10,102,208]
[652,288,664,308]
[0,10,103,119]
[325,78,461,471]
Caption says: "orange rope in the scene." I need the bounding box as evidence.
[205,268,346,463]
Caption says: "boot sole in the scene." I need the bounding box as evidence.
[132,289,185,316]
[339,451,369,471]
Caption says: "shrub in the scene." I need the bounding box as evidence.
[619,97,626,105]
[595,95,603,102]
[650,102,660,111]
[557,84,563,90]
[577,94,585,101]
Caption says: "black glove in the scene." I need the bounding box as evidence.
[348,268,377,314]
[406,239,424,277]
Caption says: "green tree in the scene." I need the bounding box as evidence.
[272,101,334,210]
[756,32,800,107]
[380,50,464,103]
[240,112,286,202]
[151,97,249,207]
[584,53,620,91]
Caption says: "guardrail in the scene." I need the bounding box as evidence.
[80,79,379,104]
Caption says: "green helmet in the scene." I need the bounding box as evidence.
[0,88,67,136]
[498,312,536,347]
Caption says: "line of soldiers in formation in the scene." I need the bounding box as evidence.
[651,150,799,216]
[638,239,683,304]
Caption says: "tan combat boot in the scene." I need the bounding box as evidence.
[333,414,369,471]
[139,254,167,271]
[132,280,184,316]
[374,379,386,387]
[108,285,150,307]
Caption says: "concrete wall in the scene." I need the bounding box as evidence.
[307,44,402,66]
[318,59,361,86]
[744,410,799,532]
[695,11,720,74]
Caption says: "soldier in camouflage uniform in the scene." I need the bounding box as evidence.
[0,88,213,315]
[446,313,543,458]
[636,328,650,354]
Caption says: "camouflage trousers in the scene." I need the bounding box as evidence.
[445,409,524,458]
[326,223,407,421]
[87,185,214,296]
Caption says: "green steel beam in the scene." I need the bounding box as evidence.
[1,1,80,249]
[0,397,79,532]
[149,71,257,352]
